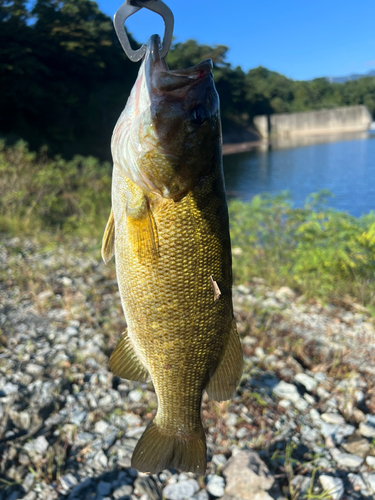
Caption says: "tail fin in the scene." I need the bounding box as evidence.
[131,420,206,475]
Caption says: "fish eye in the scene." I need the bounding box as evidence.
[191,105,209,126]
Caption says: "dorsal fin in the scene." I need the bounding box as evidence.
[101,209,115,264]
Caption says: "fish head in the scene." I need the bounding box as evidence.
[112,35,221,200]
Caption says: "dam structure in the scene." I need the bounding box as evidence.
[254,105,372,139]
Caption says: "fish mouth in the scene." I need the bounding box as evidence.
[145,34,213,93]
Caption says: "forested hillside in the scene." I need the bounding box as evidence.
[1,0,375,160]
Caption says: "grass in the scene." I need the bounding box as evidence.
[1,140,375,309]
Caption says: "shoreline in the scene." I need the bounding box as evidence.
[222,139,265,155]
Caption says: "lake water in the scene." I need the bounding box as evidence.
[223,131,375,217]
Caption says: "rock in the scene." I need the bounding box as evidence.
[134,476,161,500]
[319,475,344,500]
[25,363,44,376]
[321,413,345,425]
[275,286,296,300]
[294,373,317,392]
[365,473,375,494]
[192,490,209,500]
[95,420,109,434]
[222,450,274,499]
[23,492,37,500]
[128,389,143,403]
[290,475,311,497]
[206,475,225,497]
[262,298,281,309]
[366,456,375,468]
[226,413,238,427]
[113,484,133,499]
[163,480,199,500]
[317,386,330,399]
[69,409,87,425]
[236,427,249,439]
[342,437,371,457]
[330,448,363,468]
[60,473,79,491]
[255,347,266,359]
[97,482,112,496]
[359,422,375,438]
[91,449,108,470]
[0,382,18,395]
[212,454,227,467]
[22,472,35,492]
[347,473,368,493]
[295,398,308,411]
[34,435,49,454]
[273,381,300,403]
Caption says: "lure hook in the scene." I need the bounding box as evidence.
[114,0,174,62]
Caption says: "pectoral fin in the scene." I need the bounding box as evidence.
[205,321,243,401]
[101,209,115,264]
[109,330,149,382]
[127,198,159,261]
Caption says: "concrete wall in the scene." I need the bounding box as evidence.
[254,105,372,139]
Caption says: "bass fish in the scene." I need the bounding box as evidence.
[102,35,242,475]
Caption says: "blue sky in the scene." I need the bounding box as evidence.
[97,0,375,81]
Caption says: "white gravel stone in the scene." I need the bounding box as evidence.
[1,382,18,395]
[321,413,345,425]
[25,364,44,376]
[304,393,315,404]
[226,413,238,427]
[310,408,321,421]
[366,473,375,494]
[262,297,281,309]
[163,479,199,500]
[275,286,296,300]
[128,389,143,403]
[212,454,227,466]
[319,475,344,500]
[330,448,363,468]
[236,427,249,439]
[95,420,109,434]
[347,473,367,493]
[314,372,326,382]
[294,373,317,392]
[295,398,308,411]
[359,422,375,438]
[366,456,375,468]
[34,436,49,454]
[255,347,266,359]
[317,386,330,399]
[59,473,79,491]
[206,474,225,497]
[278,399,292,408]
[273,381,300,403]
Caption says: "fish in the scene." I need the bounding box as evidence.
[102,34,242,475]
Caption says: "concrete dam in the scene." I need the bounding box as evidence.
[254,105,372,139]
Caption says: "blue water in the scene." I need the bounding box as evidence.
[223,131,375,217]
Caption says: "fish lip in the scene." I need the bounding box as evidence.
[145,35,213,92]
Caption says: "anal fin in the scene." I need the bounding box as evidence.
[101,209,115,264]
[109,330,149,382]
[205,320,243,401]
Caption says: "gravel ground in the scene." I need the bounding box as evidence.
[1,236,375,500]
